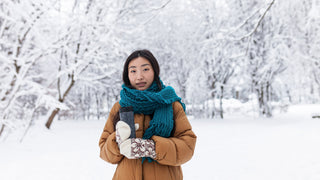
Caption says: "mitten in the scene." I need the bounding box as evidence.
[116,121,139,144]
[115,121,131,144]
[119,138,156,159]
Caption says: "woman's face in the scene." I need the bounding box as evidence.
[128,57,155,91]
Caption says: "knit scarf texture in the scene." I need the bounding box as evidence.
[119,80,185,163]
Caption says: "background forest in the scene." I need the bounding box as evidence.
[0,0,319,140]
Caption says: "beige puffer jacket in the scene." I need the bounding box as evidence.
[99,101,197,180]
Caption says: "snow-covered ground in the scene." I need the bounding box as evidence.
[1,104,320,180]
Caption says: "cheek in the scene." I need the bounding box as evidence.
[148,72,155,81]
[128,74,135,82]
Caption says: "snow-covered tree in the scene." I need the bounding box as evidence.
[1,0,320,140]
[0,0,64,138]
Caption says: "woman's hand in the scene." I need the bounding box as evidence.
[119,138,156,159]
[115,121,139,144]
[115,121,131,144]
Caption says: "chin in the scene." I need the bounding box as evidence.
[136,86,150,90]
[134,84,151,91]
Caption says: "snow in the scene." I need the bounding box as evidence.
[1,104,320,180]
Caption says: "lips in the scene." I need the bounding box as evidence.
[136,82,146,87]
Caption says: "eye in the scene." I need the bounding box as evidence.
[130,70,136,73]
[143,68,149,71]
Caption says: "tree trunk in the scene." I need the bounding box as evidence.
[257,86,264,115]
[45,66,75,129]
[211,80,216,119]
[265,81,272,117]
[45,108,60,129]
[96,92,100,120]
[286,87,292,103]
[210,92,216,118]
[0,124,5,137]
[211,99,215,118]
[0,28,29,102]
[236,91,240,99]
[219,85,224,119]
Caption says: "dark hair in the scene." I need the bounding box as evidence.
[113,50,162,129]
[122,49,162,90]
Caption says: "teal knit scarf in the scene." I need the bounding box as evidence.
[119,80,185,163]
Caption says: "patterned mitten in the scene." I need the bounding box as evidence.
[119,138,156,159]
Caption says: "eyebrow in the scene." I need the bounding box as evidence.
[129,63,151,69]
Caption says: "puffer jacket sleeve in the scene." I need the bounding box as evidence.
[152,101,197,166]
[99,102,124,164]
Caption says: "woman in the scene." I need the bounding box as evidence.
[99,49,197,180]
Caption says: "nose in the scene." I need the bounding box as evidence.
[137,71,143,80]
